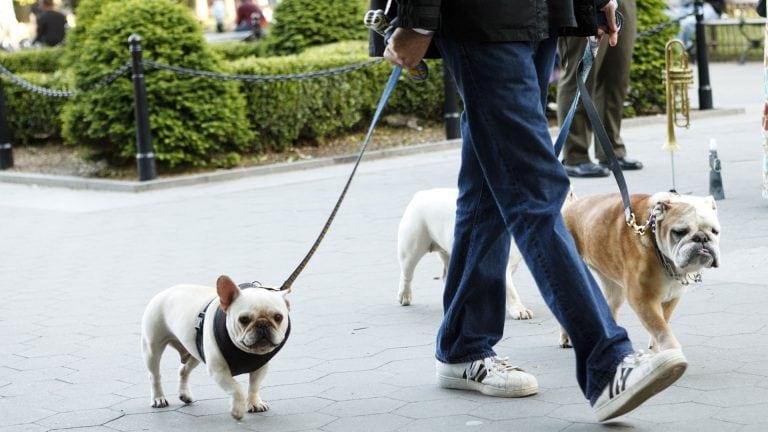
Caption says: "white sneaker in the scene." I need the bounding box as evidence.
[436,356,538,397]
[593,349,688,422]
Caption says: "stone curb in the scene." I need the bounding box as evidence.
[0,107,745,192]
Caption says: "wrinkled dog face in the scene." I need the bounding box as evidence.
[651,193,721,273]
[226,289,290,355]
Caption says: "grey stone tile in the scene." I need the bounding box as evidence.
[393,397,480,419]
[319,397,405,417]
[470,398,559,420]
[36,408,124,429]
[321,413,412,432]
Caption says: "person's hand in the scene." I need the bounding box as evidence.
[597,0,619,47]
[383,28,433,69]
[761,100,768,132]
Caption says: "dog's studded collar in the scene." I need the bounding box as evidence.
[194,283,291,375]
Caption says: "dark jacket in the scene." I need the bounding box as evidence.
[35,9,67,47]
[369,0,609,56]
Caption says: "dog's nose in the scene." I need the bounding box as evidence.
[692,231,708,243]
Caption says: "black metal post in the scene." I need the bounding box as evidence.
[442,65,461,140]
[129,35,157,181]
[694,0,713,110]
[0,79,14,170]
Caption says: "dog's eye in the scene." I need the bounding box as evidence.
[238,316,250,325]
[711,228,720,235]
[273,313,283,323]
[671,228,689,237]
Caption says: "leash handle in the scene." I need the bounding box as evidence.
[279,66,403,291]
[364,9,429,81]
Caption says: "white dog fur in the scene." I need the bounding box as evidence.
[397,188,533,319]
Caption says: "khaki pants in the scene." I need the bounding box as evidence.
[556,0,637,166]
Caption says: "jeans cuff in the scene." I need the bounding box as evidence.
[436,350,496,365]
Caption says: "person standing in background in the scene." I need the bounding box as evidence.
[556,0,641,178]
[34,0,66,47]
[211,0,226,33]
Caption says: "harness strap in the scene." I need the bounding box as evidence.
[195,299,215,362]
[278,66,403,291]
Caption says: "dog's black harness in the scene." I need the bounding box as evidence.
[194,283,290,376]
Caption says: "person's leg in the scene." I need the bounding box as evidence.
[556,36,593,166]
[436,35,633,402]
[435,113,510,364]
[594,0,637,162]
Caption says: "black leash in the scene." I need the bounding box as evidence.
[554,37,643,233]
[276,66,404,292]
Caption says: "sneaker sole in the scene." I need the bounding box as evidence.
[595,351,688,422]
[437,374,538,398]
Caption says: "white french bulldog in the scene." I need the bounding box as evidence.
[140,275,290,420]
[397,188,533,319]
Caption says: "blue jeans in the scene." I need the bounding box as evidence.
[433,36,634,404]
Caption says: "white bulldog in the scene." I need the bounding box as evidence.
[396,188,533,319]
[141,275,291,419]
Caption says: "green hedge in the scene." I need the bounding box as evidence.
[0,47,65,73]
[230,41,444,151]
[1,73,67,145]
[265,0,368,55]
[209,40,267,61]
[627,0,679,116]
[61,0,253,168]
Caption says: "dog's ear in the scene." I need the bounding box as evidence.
[704,195,717,211]
[652,200,671,221]
[281,289,291,310]
[216,275,240,312]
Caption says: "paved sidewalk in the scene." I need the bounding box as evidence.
[1,61,767,431]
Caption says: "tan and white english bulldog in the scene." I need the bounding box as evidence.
[561,191,721,351]
[397,188,533,319]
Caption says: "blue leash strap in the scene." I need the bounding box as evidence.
[279,66,403,291]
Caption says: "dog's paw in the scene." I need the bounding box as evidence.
[397,288,412,306]
[248,401,269,413]
[230,404,245,420]
[151,397,169,408]
[507,303,534,320]
[179,391,194,404]
[559,332,572,349]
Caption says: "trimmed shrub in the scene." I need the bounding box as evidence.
[230,41,444,151]
[1,72,67,145]
[209,40,267,61]
[628,0,679,116]
[61,0,254,168]
[0,47,65,73]
[265,0,368,56]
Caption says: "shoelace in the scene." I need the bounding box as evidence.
[621,350,653,366]
[487,356,523,373]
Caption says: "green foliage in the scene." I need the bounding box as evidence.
[0,47,65,73]
[230,41,443,152]
[209,40,267,61]
[61,0,254,168]
[1,73,67,145]
[62,0,123,69]
[628,0,679,116]
[265,0,368,56]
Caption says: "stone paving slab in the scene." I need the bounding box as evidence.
[1,62,767,431]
